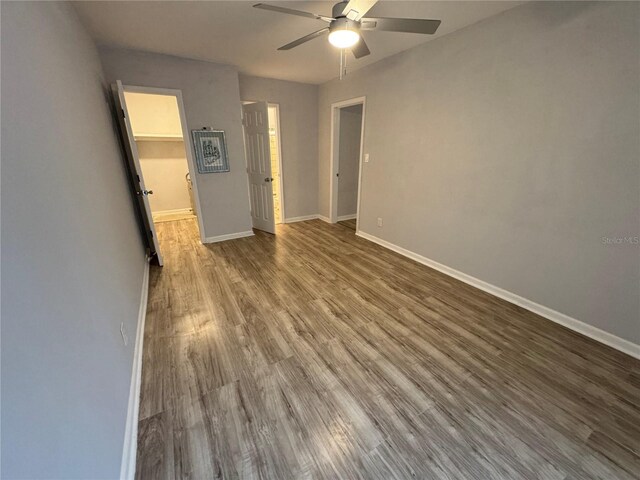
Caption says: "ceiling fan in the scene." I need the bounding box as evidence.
[254,0,441,59]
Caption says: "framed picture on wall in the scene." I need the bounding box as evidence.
[191,128,229,173]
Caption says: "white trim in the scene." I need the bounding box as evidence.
[329,96,366,226]
[203,230,254,244]
[282,214,333,224]
[268,103,286,224]
[152,208,193,217]
[354,102,366,232]
[338,214,357,221]
[284,214,320,223]
[120,257,150,480]
[153,208,192,215]
[122,85,206,244]
[356,230,640,360]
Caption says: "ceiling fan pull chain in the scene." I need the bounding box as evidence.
[339,48,348,80]
[344,49,348,78]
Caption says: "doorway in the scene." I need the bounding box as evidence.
[268,104,285,224]
[114,84,205,266]
[241,101,285,234]
[124,91,198,225]
[330,97,366,229]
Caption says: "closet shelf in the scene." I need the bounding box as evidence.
[134,134,183,142]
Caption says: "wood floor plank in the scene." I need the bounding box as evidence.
[136,219,640,479]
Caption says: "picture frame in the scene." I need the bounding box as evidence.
[191,128,229,173]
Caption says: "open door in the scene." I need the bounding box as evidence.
[242,102,275,234]
[112,80,163,266]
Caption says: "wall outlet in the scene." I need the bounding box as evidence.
[364,153,370,163]
[120,322,128,346]
[377,217,383,227]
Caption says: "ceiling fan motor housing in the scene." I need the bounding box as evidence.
[330,16,361,34]
[332,1,350,19]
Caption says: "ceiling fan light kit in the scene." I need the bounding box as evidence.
[328,19,361,49]
[328,29,360,49]
[254,0,441,78]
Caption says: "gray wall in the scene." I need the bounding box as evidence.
[337,105,363,217]
[239,75,319,219]
[318,1,640,343]
[138,141,192,213]
[100,47,252,239]
[1,2,146,478]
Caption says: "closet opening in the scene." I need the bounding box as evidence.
[123,88,204,247]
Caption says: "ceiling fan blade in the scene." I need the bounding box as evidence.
[361,17,441,35]
[351,36,370,59]
[254,3,333,22]
[278,28,330,50]
[342,0,378,21]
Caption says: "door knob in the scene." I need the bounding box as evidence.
[138,189,153,195]
[264,177,273,182]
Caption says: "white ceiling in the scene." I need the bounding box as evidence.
[74,1,522,85]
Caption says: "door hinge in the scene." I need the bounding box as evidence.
[136,174,140,182]
[121,109,126,119]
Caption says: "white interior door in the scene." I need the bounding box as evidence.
[112,80,163,266]
[242,101,275,234]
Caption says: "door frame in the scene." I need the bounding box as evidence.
[329,96,366,228]
[267,103,286,224]
[123,84,206,243]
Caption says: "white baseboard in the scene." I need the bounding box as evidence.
[338,214,357,221]
[152,208,194,222]
[153,208,192,217]
[120,257,150,480]
[203,230,254,244]
[356,230,640,360]
[283,214,333,224]
[284,214,320,224]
